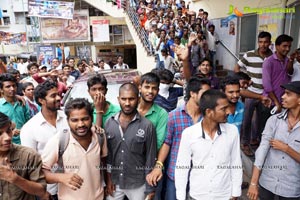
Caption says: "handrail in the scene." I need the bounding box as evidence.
[218,40,239,61]
[108,0,154,55]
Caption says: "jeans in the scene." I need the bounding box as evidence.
[165,176,176,200]
[242,98,270,144]
[259,185,300,200]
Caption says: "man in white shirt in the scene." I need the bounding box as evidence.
[20,80,69,200]
[17,58,28,75]
[175,89,242,200]
[206,24,219,74]
[94,60,111,72]
[113,56,129,69]
[291,48,300,81]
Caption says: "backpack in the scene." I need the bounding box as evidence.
[56,125,105,173]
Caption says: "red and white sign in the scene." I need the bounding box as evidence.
[92,20,110,42]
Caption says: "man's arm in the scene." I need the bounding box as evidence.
[270,139,300,163]
[155,109,168,150]
[234,64,241,72]
[0,157,48,198]
[145,124,157,195]
[240,90,272,107]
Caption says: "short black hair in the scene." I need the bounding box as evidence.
[275,34,293,46]
[140,72,160,86]
[208,24,215,29]
[34,80,57,106]
[7,69,20,75]
[234,72,251,81]
[62,64,71,70]
[258,31,271,40]
[87,74,108,90]
[27,62,39,71]
[119,82,139,97]
[220,76,240,92]
[22,82,34,91]
[158,69,174,83]
[0,112,11,129]
[64,98,93,120]
[200,89,227,116]
[185,77,211,101]
[0,73,17,89]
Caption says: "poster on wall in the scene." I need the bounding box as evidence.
[76,46,91,60]
[40,10,89,43]
[92,19,110,42]
[0,32,26,45]
[28,0,74,19]
[37,45,55,69]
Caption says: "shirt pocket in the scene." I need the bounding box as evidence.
[291,139,300,152]
[130,136,146,155]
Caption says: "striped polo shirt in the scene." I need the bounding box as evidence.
[237,49,273,94]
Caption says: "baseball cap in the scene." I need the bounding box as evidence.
[39,65,47,70]
[281,81,300,94]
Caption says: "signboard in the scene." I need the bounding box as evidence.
[92,19,110,42]
[28,0,74,19]
[40,10,89,43]
[0,32,26,45]
[37,45,55,68]
[76,46,91,60]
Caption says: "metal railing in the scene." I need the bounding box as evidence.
[218,40,239,61]
[108,0,154,55]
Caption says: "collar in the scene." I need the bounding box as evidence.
[272,53,288,62]
[277,109,288,120]
[145,103,158,116]
[201,120,222,139]
[69,129,97,150]
[254,48,273,59]
[113,111,140,123]
[0,97,19,106]
[37,110,66,125]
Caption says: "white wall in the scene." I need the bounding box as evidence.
[211,18,238,71]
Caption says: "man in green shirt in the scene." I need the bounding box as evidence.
[138,72,168,200]
[0,73,30,144]
[138,72,168,150]
[87,74,120,128]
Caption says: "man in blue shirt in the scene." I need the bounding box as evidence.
[220,76,244,132]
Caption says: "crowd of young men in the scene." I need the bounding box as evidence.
[0,26,300,200]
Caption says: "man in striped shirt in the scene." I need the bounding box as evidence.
[234,31,273,156]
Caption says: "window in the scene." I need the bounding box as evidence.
[239,14,258,54]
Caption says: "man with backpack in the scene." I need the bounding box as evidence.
[41,98,108,200]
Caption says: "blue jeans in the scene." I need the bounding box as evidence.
[242,98,270,144]
[165,176,176,200]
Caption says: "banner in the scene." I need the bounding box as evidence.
[0,31,26,45]
[76,46,91,60]
[28,0,74,19]
[92,19,110,42]
[37,45,55,69]
[40,10,90,43]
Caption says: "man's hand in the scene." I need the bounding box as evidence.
[172,44,189,61]
[145,192,155,200]
[60,173,83,190]
[270,139,289,152]
[105,178,115,196]
[16,95,26,106]
[0,157,18,183]
[247,184,259,200]
[94,93,106,113]
[187,32,197,46]
[60,43,65,51]
[40,192,53,200]
[146,167,163,186]
[260,96,272,108]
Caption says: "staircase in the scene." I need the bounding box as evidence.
[83,0,156,73]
